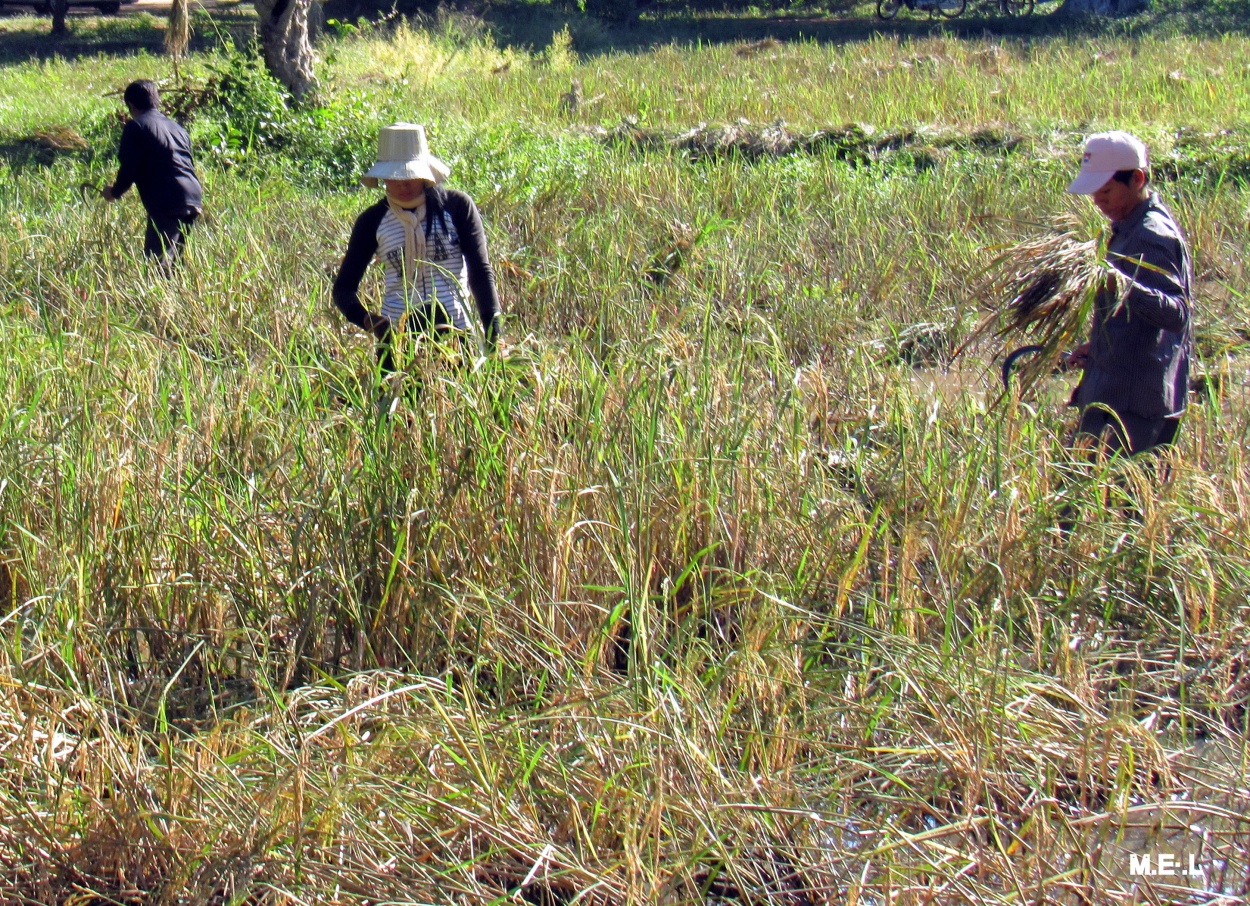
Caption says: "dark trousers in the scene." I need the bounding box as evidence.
[144,209,199,264]
[1058,406,1181,532]
[1074,406,1181,457]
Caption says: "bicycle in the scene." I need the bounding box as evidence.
[996,0,1035,16]
[877,0,967,20]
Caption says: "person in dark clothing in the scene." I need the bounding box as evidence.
[1064,131,1193,457]
[102,79,203,264]
[333,123,501,376]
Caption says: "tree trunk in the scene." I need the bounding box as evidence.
[309,0,324,42]
[165,0,191,58]
[1058,0,1148,15]
[254,0,316,101]
[49,0,69,35]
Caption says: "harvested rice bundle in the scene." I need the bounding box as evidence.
[31,126,89,153]
[966,213,1118,392]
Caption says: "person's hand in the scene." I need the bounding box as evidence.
[1104,270,1119,298]
[364,313,391,340]
[483,317,502,355]
[1064,342,1091,370]
[101,185,116,202]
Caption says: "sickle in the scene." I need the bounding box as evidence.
[1001,344,1046,390]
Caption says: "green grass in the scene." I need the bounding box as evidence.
[1,9,1249,904]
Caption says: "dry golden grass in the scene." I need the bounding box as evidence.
[2,17,1250,906]
[964,212,1107,393]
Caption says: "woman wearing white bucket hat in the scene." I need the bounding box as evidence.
[333,123,501,374]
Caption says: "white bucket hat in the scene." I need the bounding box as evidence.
[1066,131,1148,195]
[361,122,450,187]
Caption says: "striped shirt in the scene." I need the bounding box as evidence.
[333,187,501,345]
[375,205,472,329]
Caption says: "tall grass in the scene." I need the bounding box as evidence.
[319,27,1250,131]
[1,14,1249,904]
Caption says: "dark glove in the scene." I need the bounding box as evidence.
[483,315,501,353]
[363,313,391,340]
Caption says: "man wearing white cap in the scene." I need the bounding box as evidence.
[333,123,501,374]
[1065,130,1193,455]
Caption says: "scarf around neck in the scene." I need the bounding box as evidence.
[386,196,429,298]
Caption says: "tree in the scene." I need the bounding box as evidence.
[166,0,191,59]
[254,0,317,100]
[49,0,68,35]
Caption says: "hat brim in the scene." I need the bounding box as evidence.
[1066,168,1115,195]
[361,155,450,187]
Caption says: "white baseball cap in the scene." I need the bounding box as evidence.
[1066,131,1149,194]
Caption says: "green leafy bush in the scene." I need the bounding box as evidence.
[160,39,379,187]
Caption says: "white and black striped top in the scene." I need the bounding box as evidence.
[333,187,501,345]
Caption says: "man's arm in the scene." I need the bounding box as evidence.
[108,120,141,200]
[1107,237,1189,333]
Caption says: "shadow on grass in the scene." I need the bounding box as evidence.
[3,0,1248,65]
[320,0,1250,56]
[0,2,255,63]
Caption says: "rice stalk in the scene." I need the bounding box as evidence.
[2,22,1250,905]
[964,212,1112,393]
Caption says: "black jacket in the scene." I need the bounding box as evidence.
[111,109,203,218]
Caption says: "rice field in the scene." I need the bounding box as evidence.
[1,7,1249,904]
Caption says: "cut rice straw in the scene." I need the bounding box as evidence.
[962,212,1117,394]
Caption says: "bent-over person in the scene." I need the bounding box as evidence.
[333,122,501,376]
[1065,131,1194,457]
[103,79,203,265]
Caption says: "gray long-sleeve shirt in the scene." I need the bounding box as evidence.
[1073,192,1193,420]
